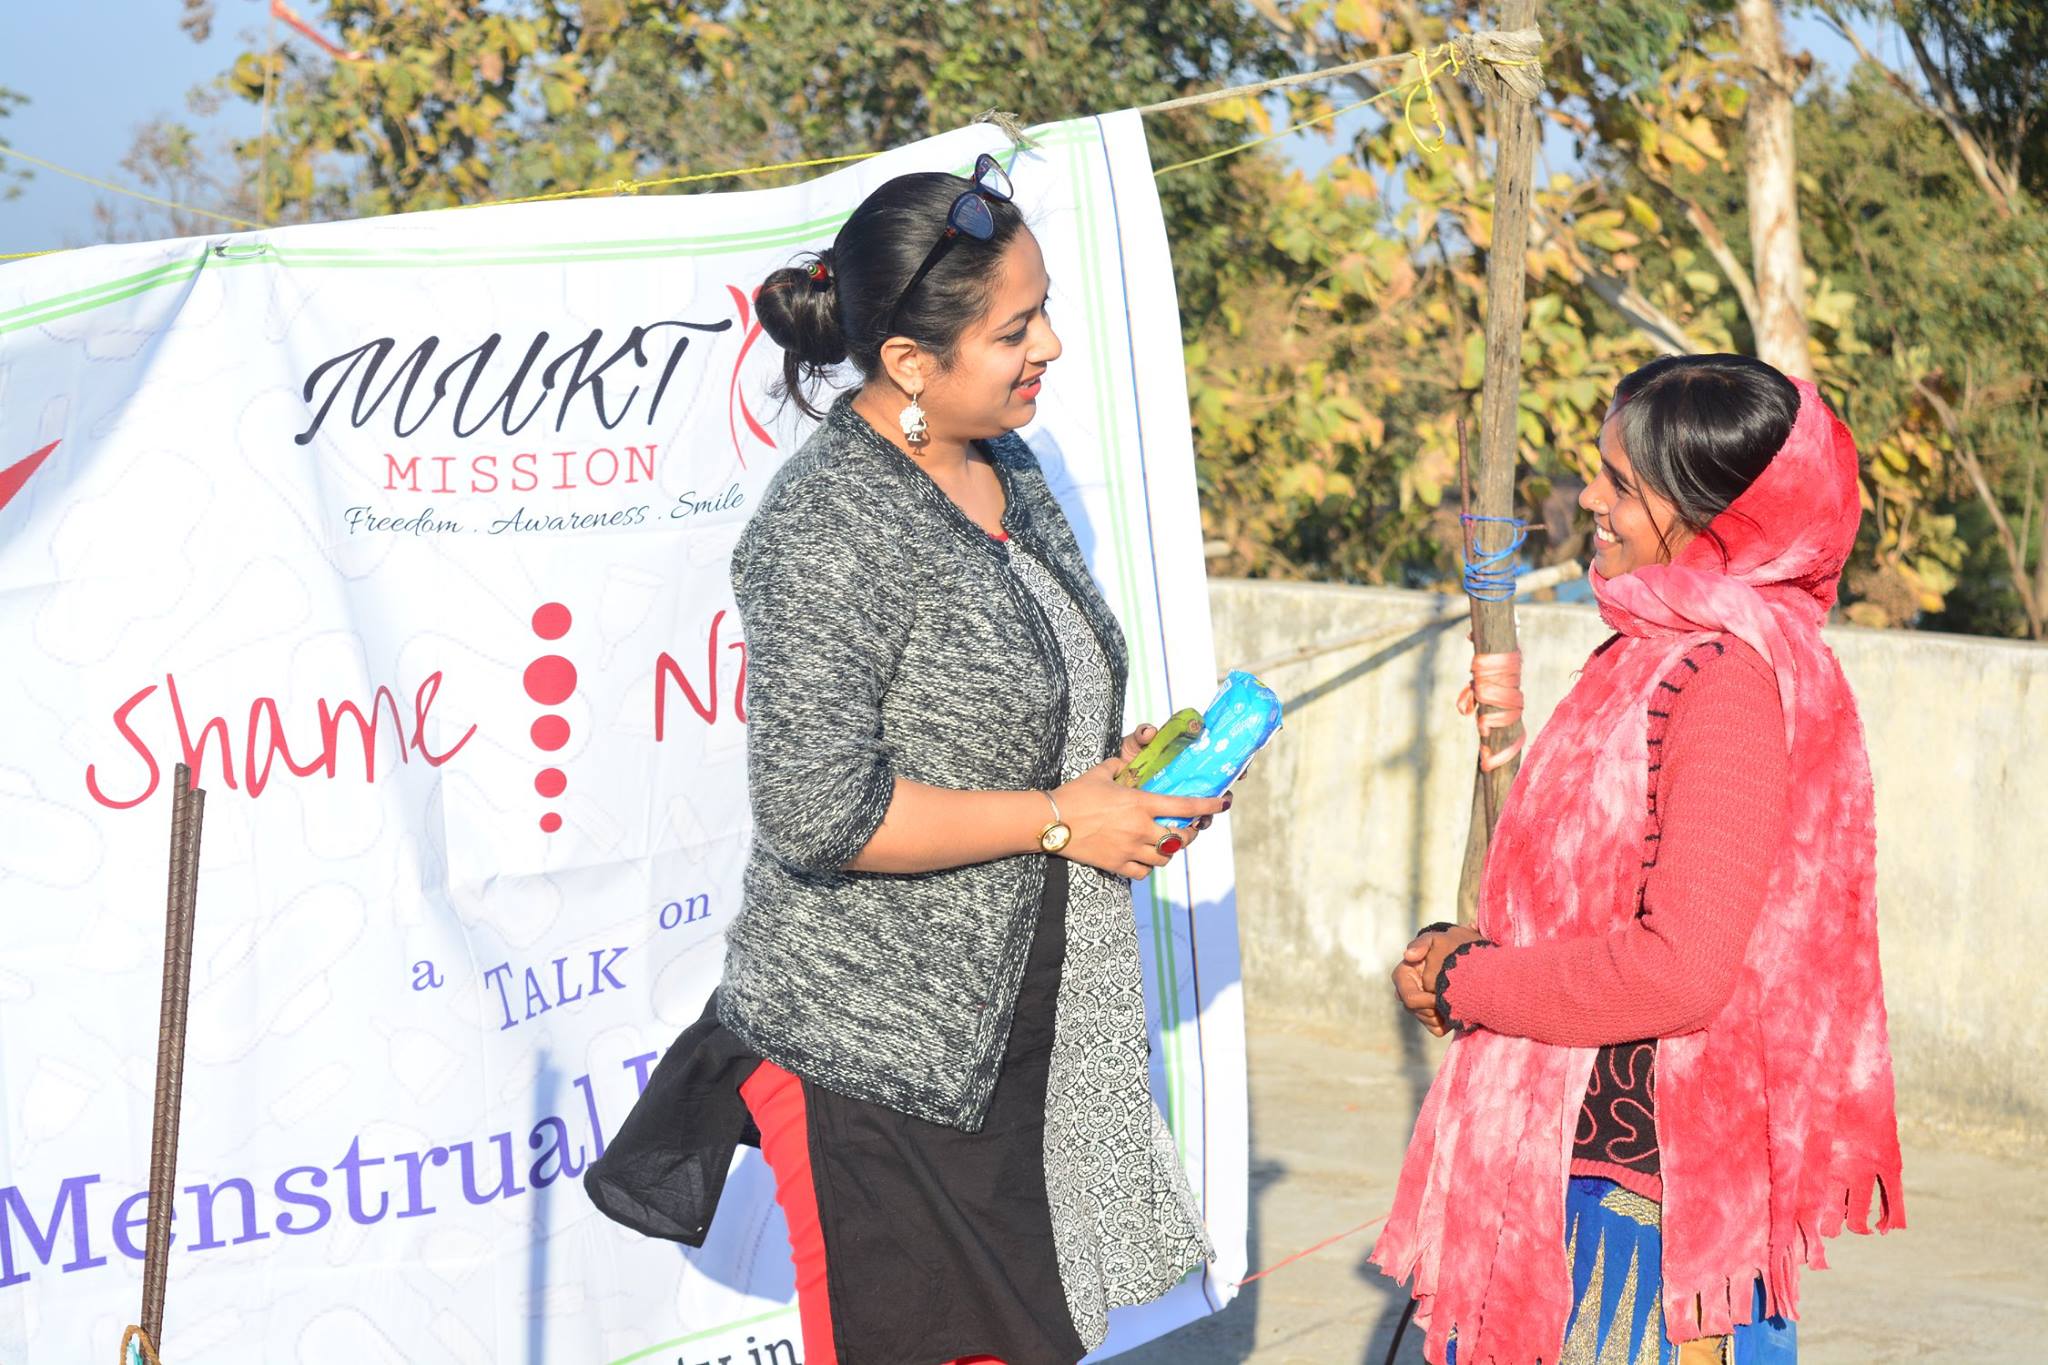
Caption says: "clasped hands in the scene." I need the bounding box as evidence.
[1049,721,1233,882]
[1391,923,1485,1037]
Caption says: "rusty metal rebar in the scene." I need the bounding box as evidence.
[138,763,205,1354]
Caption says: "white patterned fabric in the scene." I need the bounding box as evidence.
[1008,544,1210,1349]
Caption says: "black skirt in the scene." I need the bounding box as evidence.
[799,858,1084,1364]
[587,862,1086,1365]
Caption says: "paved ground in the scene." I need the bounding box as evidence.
[1119,1012,2048,1364]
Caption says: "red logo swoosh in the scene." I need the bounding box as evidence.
[726,285,777,468]
[0,440,57,515]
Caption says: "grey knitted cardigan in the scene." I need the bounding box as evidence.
[718,392,1129,1131]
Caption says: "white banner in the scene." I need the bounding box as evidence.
[0,113,1247,1364]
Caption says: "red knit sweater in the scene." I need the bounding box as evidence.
[1441,635,1790,1195]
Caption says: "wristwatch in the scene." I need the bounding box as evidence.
[1037,791,1072,854]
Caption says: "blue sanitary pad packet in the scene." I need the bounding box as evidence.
[1145,670,1284,828]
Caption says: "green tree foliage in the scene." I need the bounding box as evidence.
[205,0,1285,313]
[1799,0,2047,634]
[1202,0,2044,634]
[1191,2,1713,587]
[1795,69,2047,633]
[1845,0,2045,204]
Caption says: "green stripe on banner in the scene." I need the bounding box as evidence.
[0,254,202,325]
[0,130,1104,325]
[267,205,859,257]
[1066,123,1190,1155]
[0,257,207,337]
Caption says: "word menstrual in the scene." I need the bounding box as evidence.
[483,947,629,1032]
[0,1054,650,1291]
[294,319,733,445]
[84,673,475,810]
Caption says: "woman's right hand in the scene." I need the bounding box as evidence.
[1051,759,1227,881]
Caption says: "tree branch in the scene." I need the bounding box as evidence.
[2019,457,2038,599]
[1898,9,2023,211]
[2036,463,2048,629]
[1243,0,1303,50]
[1637,163,1763,338]
[1576,267,1702,355]
[1248,0,1699,356]
[1821,3,2017,216]
[1822,8,1938,115]
[1915,377,2043,637]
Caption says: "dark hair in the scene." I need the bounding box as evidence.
[754,171,1028,418]
[1609,353,1800,561]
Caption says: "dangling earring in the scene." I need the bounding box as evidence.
[899,386,929,447]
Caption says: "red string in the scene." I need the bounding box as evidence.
[1233,1209,1392,1287]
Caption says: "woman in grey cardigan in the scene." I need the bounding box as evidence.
[587,160,1229,1364]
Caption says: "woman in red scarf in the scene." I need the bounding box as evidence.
[1376,355,1904,1365]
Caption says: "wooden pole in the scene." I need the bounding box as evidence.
[1456,0,1544,924]
[139,764,205,1355]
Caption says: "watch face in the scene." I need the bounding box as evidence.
[1041,822,1072,853]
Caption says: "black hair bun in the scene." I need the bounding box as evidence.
[756,249,848,368]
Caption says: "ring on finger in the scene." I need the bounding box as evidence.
[1154,830,1185,857]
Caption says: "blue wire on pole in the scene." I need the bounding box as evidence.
[1460,513,1527,603]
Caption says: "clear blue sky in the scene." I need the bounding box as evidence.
[0,0,266,253]
[1,4,1882,259]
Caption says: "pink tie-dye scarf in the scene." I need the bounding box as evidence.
[1370,381,1904,1364]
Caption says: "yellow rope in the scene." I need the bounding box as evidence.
[1152,45,1463,177]
[482,52,1463,203]
[465,150,880,209]
[0,143,260,230]
[4,44,1494,261]
[1404,44,1456,154]
[1151,93,1386,176]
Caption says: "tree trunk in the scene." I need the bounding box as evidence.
[1736,0,1815,381]
[2035,465,2048,639]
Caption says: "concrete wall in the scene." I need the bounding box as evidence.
[1209,579,2048,1153]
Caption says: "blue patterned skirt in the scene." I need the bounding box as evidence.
[1446,1177,1797,1364]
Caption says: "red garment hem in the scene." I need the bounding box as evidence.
[739,1059,1010,1365]
[739,1060,839,1365]
[1569,1156,1664,1203]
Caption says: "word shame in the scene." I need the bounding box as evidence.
[84,672,475,810]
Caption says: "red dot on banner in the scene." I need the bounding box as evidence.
[535,768,567,798]
[524,655,577,705]
[531,715,570,751]
[532,602,572,640]
[539,812,563,834]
